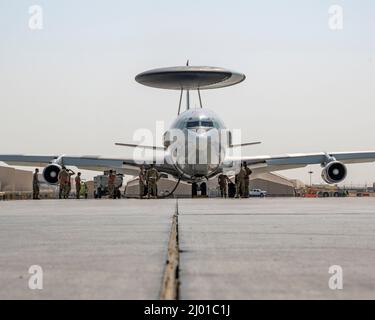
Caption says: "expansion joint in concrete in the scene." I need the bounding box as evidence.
[159,200,180,300]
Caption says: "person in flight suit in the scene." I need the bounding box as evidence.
[32,168,40,200]
[243,162,252,198]
[218,174,231,198]
[146,164,160,199]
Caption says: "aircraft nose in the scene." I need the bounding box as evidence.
[171,129,224,177]
[196,133,208,151]
[186,130,222,167]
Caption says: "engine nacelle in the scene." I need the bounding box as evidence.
[321,161,347,184]
[43,164,61,184]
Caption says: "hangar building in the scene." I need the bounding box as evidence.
[0,166,32,192]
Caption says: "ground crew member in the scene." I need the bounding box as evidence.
[235,164,246,198]
[139,166,146,199]
[66,169,75,199]
[243,162,252,198]
[75,172,82,199]
[58,166,68,199]
[144,167,149,198]
[218,174,231,198]
[234,174,238,197]
[81,182,88,199]
[32,168,40,200]
[146,164,160,199]
[108,170,116,199]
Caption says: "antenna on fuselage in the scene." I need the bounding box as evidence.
[178,89,183,115]
[198,88,203,109]
[186,60,190,111]
[186,90,190,111]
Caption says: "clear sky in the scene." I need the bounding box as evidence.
[0,0,374,186]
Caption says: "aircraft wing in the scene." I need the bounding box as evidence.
[224,151,375,173]
[0,155,59,167]
[0,154,176,176]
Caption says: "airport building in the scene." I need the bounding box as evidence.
[249,172,297,197]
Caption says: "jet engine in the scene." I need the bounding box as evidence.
[43,164,61,184]
[321,161,347,184]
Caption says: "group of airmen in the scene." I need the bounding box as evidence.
[218,162,252,198]
[138,164,160,199]
[137,162,251,200]
[33,162,251,200]
[32,167,85,200]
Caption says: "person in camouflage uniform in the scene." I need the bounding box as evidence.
[235,164,246,198]
[66,168,75,198]
[108,170,116,199]
[75,172,82,199]
[218,174,231,198]
[138,166,146,199]
[243,162,252,198]
[58,166,68,199]
[32,168,40,200]
[146,164,160,199]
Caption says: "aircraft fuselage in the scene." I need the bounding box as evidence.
[163,108,230,182]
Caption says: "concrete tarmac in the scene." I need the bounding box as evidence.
[178,198,375,299]
[0,198,375,299]
[0,200,175,299]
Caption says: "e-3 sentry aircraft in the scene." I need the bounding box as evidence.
[1,64,375,196]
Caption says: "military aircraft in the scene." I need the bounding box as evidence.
[1,64,374,196]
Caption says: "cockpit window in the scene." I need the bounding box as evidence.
[201,120,214,127]
[186,120,214,128]
[186,121,200,128]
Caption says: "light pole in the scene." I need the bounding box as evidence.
[308,171,314,187]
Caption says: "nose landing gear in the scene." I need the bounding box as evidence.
[192,182,207,198]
